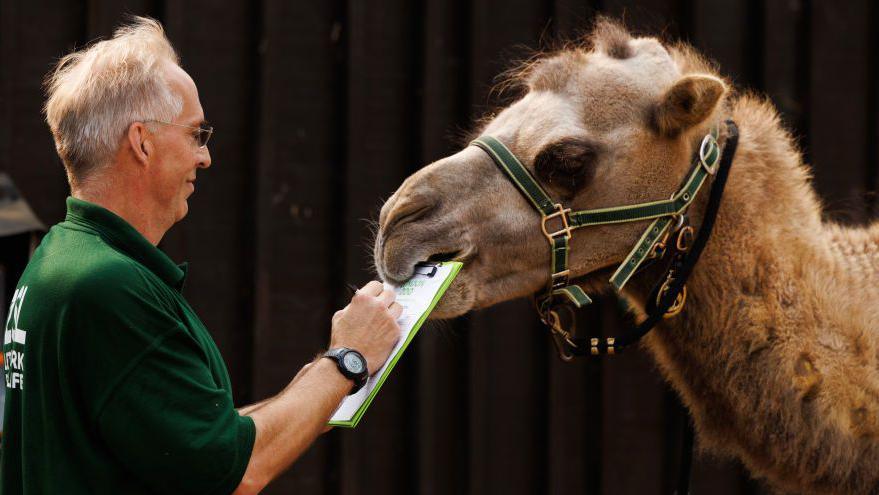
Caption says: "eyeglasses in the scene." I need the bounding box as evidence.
[145,120,214,148]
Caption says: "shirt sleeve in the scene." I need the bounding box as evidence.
[95,327,255,495]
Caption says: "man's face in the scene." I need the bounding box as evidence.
[148,63,211,224]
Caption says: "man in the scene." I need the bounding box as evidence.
[1,16,402,495]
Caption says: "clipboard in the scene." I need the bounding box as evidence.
[328,261,463,427]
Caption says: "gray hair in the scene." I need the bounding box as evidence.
[44,16,183,189]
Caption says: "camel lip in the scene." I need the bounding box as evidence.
[421,245,476,266]
[425,250,461,263]
[383,247,476,285]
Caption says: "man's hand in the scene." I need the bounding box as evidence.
[330,280,402,375]
[234,281,403,494]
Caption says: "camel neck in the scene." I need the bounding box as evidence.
[628,99,830,365]
[617,97,879,491]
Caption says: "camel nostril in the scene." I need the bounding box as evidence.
[384,204,433,233]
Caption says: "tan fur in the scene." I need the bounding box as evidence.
[374,19,879,493]
[652,75,726,137]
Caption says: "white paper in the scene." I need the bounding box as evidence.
[330,263,458,423]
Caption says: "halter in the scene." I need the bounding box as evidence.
[470,120,739,360]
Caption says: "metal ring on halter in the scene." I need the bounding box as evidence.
[671,213,686,232]
[699,134,719,175]
[545,306,578,361]
[676,225,695,252]
[657,281,687,318]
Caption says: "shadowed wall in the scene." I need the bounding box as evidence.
[2,1,877,493]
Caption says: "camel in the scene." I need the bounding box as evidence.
[373,18,879,495]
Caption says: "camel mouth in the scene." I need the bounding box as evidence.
[426,250,462,263]
[405,247,478,320]
[425,251,458,263]
[422,245,477,266]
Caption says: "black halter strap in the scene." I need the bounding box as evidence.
[570,120,739,355]
[470,119,739,357]
[470,121,739,495]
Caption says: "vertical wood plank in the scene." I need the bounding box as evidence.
[546,6,605,495]
[467,2,551,494]
[553,0,598,39]
[341,1,421,494]
[0,1,84,225]
[161,0,257,408]
[870,1,879,218]
[85,0,158,37]
[763,0,809,135]
[809,0,871,223]
[599,307,669,495]
[416,1,473,494]
[546,305,604,495]
[602,0,688,38]
[252,1,345,493]
[585,4,684,494]
[690,0,752,85]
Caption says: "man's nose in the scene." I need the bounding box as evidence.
[198,146,211,168]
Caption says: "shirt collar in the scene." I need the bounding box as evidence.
[64,197,187,290]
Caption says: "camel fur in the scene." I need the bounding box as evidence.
[374,18,879,494]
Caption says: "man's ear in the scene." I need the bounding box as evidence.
[127,122,152,166]
[652,75,726,137]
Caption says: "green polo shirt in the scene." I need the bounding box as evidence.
[1,197,255,494]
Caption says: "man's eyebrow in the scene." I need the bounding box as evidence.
[186,118,209,128]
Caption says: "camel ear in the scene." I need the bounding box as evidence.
[652,75,726,137]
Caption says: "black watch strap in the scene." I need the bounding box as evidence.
[323,348,368,395]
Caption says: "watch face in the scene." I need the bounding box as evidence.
[343,352,365,374]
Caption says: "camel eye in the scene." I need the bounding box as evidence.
[533,138,598,196]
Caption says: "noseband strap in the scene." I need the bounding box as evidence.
[471,137,593,307]
[470,120,739,358]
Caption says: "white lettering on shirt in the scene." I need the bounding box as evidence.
[4,286,28,390]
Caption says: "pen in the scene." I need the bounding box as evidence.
[346,283,359,295]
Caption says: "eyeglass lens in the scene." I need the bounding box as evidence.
[198,127,213,148]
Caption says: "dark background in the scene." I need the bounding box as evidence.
[2,1,877,494]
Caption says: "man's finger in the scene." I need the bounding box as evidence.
[376,289,396,307]
[389,302,404,319]
[359,280,383,297]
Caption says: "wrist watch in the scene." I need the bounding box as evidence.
[323,348,368,395]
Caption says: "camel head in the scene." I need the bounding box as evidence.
[374,19,728,318]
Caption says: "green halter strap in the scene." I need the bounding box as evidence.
[470,127,720,311]
[469,137,592,309]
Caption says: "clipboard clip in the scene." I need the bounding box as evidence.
[413,262,439,278]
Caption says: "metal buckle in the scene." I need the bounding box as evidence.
[550,270,571,290]
[670,212,686,232]
[649,240,667,260]
[657,281,687,318]
[541,203,573,244]
[590,337,617,355]
[699,134,719,175]
[675,225,695,252]
[648,228,672,260]
[543,307,577,362]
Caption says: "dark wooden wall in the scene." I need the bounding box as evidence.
[2,1,877,494]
